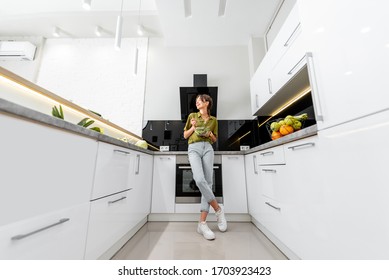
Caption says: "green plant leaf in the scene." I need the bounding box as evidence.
[77,117,89,126]
[90,127,102,133]
[84,120,95,128]
[59,105,64,119]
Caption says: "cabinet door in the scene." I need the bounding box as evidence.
[85,190,136,259]
[244,152,261,220]
[91,142,134,200]
[257,145,285,165]
[0,203,90,260]
[251,55,273,114]
[131,152,153,223]
[0,114,97,227]
[310,112,389,259]
[282,136,322,259]
[222,155,248,213]
[298,0,389,129]
[151,155,176,213]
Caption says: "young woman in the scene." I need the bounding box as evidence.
[183,94,227,240]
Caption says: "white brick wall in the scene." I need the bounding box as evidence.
[37,37,148,136]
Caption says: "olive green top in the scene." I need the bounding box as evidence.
[184,112,218,145]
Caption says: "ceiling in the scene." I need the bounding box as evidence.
[0,0,282,46]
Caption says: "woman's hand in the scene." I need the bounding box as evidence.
[190,118,197,128]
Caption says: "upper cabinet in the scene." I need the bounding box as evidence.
[250,2,307,116]
[292,0,389,129]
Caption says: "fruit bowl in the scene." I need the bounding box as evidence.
[266,114,307,140]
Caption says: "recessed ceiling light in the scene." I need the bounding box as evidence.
[184,0,192,18]
[82,0,91,10]
[218,0,227,17]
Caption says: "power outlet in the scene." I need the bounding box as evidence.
[160,146,169,152]
[240,145,250,151]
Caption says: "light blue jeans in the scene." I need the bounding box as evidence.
[188,141,215,213]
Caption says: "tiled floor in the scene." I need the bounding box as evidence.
[112,222,288,260]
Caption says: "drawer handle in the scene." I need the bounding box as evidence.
[284,22,301,47]
[227,156,239,159]
[260,151,274,156]
[114,149,130,155]
[265,202,281,211]
[288,54,306,75]
[306,52,324,121]
[262,169,277,173]
[253,155,258,174]
[11,218,70,241]
[135,154,140,174]
[108,196,127,204]
[288,142,315,150]
[267,78,272,94]
[159,157,171,160]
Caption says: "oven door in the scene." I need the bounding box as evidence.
[175,164,223,203]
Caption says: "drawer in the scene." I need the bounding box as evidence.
[85,190,136,259]
[257,145,285,165]
[0,203,90,260]
[91,142,133,200]
[259,164,287,202]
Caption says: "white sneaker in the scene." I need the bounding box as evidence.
[197,222,215,240]
[215,207,227,232]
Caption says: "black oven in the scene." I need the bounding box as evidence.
[175,155,223,203]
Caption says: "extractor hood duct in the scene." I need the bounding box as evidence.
[180,74,218,120]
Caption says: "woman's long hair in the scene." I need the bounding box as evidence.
[196,94,213,116]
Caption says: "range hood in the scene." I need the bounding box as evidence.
[179,74,218,120]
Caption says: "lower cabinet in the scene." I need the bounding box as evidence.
[84,189,136,259]
[0,203,90,260]
[151,155,176,213]
[222,155,248,213]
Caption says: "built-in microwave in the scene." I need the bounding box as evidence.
[175,155,223,204]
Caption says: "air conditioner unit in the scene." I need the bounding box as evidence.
[0,41,37,61]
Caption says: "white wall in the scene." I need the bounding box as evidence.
[36,38,148,136]
[0,36,45,83]
[144,38,252,121]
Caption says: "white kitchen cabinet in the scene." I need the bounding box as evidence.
[244,152,262,221]
[257,145,285,165]
[222,155,247,213]
[0,203,90,260]
[131,152,153,224]
[91,142,134,200]
[298,0,389,129]
[151,155,176,213]
[0,114,98,227]
[84,189,136,259]
[304,111,389,259]
[250,55,272,115]
[250,2,305,114]
[281,136,323,259]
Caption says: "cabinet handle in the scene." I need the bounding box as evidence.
[306,52,324,121]
[159,157,171,160]
[267,78,273,94]
[11,218,70,241]
[108,196,127,204]
[284,22,301,47]
[253,155,258,174]
[288,142,315,150]
[262,169,277,173]
[287,54,306,75]
[114,149,130,155]
[255,94,259,108]
[135,154,140,174]
[260,151,274,156]
[265,202,281,211]
[227,156,239,159]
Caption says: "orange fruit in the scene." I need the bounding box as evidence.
[271,131,283,140]
[279,125,294,135]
